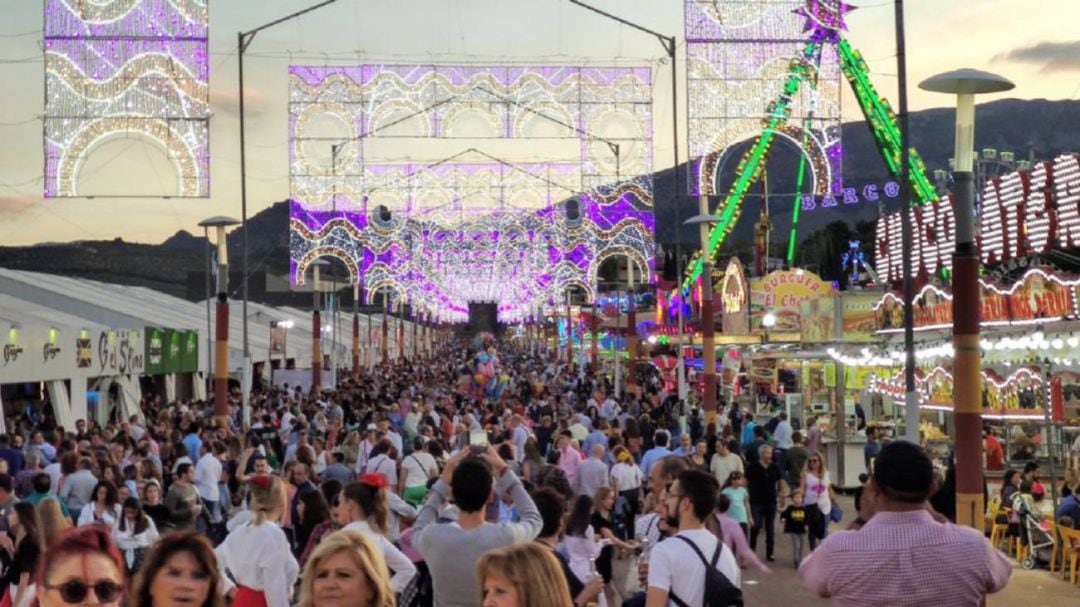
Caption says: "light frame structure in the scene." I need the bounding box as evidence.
[43,0,211,198]
[288,64,656,322]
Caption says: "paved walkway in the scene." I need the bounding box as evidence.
[738,495,1080,605]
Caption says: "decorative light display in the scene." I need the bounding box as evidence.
[874,154,1080,283]
[289,65,655,322]
[679,1,940,291]
[43,0,210,198]
[686,0,843,199]
[867,365,1047,418]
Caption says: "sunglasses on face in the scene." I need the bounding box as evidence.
[46,580,124,604]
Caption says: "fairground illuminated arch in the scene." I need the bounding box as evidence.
[289,65,656,323]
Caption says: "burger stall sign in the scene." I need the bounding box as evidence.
[750,269,836,332]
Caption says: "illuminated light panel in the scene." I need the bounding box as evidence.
[873,154,1080,281]
[289,65,655,322]
[43,0,210,198]
[686,0,843,198]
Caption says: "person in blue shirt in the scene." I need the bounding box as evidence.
[1057,493,1080,528]
[639,430,673,478]
[0,436,24,474]
[741,413,758,452]
[182,422,203,462]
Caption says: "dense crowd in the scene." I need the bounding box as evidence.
[0,335,1014,607]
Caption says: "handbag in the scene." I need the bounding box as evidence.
[829,502,844,523]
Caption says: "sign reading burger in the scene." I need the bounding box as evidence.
[750,269,836,333]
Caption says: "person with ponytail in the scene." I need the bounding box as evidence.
[215,475,299,607]
[337,475,417,594]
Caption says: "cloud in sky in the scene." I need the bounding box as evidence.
[994,40,1080,74]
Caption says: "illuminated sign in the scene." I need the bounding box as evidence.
[875,153,1080,282]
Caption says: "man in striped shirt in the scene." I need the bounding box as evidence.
[799,441,1011,606]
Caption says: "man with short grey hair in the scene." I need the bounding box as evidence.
[576,445,610,498]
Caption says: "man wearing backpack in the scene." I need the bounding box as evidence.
[646,468,742,607]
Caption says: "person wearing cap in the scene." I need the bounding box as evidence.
[354,424,380,474]
[799,441,1011,605]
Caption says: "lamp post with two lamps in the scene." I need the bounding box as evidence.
[198,216,240,427]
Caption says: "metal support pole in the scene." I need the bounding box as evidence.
[311,266,322,392]
[627,263,638,394]
[352,284,360,380]
[591,298,599,369]
[204,227,212,404]
[699,198,718,417]
[951,93,982,532]
[614,287,622,399]
[381,295,389,365]
[895,0,920,445]
[1042,361,1059,508]
[396,302,405,362]
[566,291,574,367]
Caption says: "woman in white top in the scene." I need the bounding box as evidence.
[112,496,159,574]
[336,474,418,593]
[399,438,438,506]
[77,480,121,527]
[364,439,398,489]
[799,451,834,550]
[216,475,299,607]
[609,446,643,531]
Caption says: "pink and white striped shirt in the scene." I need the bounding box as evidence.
[799,509,1012,606]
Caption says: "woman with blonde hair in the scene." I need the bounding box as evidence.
[298,530,394,607]
[36,499,71,546]
[799,450,834,550]
[476,542,572,607]
[215,476,299,607]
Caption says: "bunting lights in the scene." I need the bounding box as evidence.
[43,0,210,197]
[289,65,655,322]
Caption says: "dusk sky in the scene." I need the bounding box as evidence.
[0,0,1077,246]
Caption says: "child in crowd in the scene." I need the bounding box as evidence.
[780,489,808,567]
[721,471,752,538]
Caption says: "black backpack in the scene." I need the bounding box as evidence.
[668,536,743,607]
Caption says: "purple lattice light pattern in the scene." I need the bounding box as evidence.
[43,0,210,197]
[684,0,843,197]
[289,64,655,322]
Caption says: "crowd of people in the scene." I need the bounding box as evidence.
[0,334,1016,606]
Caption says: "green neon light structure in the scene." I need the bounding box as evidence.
[680,37,939,292]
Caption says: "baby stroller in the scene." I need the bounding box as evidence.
[1019,511,1055,570]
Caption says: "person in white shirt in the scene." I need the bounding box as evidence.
[194,442,224,523]
[336,476,418,593]
[112,496,159,574]
[364,439,399,489]
[710,439,744,488]
[647,468,740,607]
[378,419,403,460]
[772,412,794,473]
[216,475,298,607]
[400,438,438,506]
[354,425,380,473]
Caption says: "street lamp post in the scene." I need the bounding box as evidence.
[919,68,1014,532]
[198,216,240,428]
[685,212,724,418]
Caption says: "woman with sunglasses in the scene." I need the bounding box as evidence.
[799,451,833,550]
[1,503,44,607]
[215,475,299,607]
[34,526,126,607]
[127,531,222,607]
